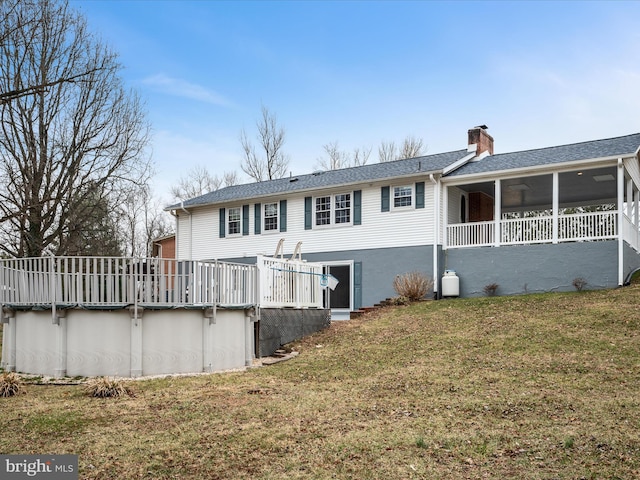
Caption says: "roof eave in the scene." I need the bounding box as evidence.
[441,153,635,184]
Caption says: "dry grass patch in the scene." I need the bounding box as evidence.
[84,377,136,398]
[0,371,23,397]
[1,286,640,478]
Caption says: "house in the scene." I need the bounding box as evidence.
[167,127,640,317]
[152,233,176,259]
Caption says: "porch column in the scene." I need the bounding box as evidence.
[627,178,634,218]
[633,185,640,249]
[552,172,559,244]
[617,158,624,286]
[494,180,501,246]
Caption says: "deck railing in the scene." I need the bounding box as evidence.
[0,255,326,309]
[447,211,620,248]
[0,256,258,308]
[256,255,323,308]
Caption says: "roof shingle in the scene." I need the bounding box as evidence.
[169,149,469,209]
[448,133,640,177]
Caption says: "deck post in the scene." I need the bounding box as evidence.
[203,308,214,372]
[1,307,16,372]
[54,309,67,378]
[129,306,144,377]
[245,307,257,366]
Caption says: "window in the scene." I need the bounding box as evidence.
[264,202,278,231]
[394,186,412,208]
[315,193,352,226]
[228,207,241,235]
[335,193,351,224]
[315,196,331,225]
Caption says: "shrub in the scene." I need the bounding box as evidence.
[0,371,23,397]
[572,277,588,292]
[84,377,135,398]
[483,283,499,296]
[393,272,433,302]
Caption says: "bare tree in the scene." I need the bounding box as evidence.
[222,170,239,187]
[171,165,222,202]
[55,182,123,256]
[399,135,426,159]
[352,146,372,166]
[0,0,151,257]
[170,165,239,202]
[379,136,426,162]
[315,141,371,171]
[378,141,398,163]
[316,141,348,170]
[117,186,172,257]
[240,106,289,181]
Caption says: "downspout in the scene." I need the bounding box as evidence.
[179,201,193,260]
[430,174,440,298]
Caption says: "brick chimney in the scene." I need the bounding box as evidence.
[468,125,494,156]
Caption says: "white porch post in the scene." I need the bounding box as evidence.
[494,180,501,246]
[633,185,640,248]
[627,178,634,218]
[552,172,559,244]
[617,158,624,286]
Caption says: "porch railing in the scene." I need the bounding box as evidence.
[447,221,494,247]
[447,211,620,248]
[623,213,640,251]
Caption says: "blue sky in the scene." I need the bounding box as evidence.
[72,0,640,203]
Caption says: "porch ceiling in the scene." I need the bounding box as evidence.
[456,166,618,210]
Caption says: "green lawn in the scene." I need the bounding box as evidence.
[1,285,640,479]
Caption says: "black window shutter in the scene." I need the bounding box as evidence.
[279,200,287,232]
[242,204,249,235]
[354,190,362,225]
[415,182,425,209]
[381,186,390,212]
[254,203,261,235]
[304,196,312,230]
[219,208,226,238]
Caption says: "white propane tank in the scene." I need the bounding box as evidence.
[441,270,460,297]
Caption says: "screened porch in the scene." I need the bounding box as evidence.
[445,165,640,252]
